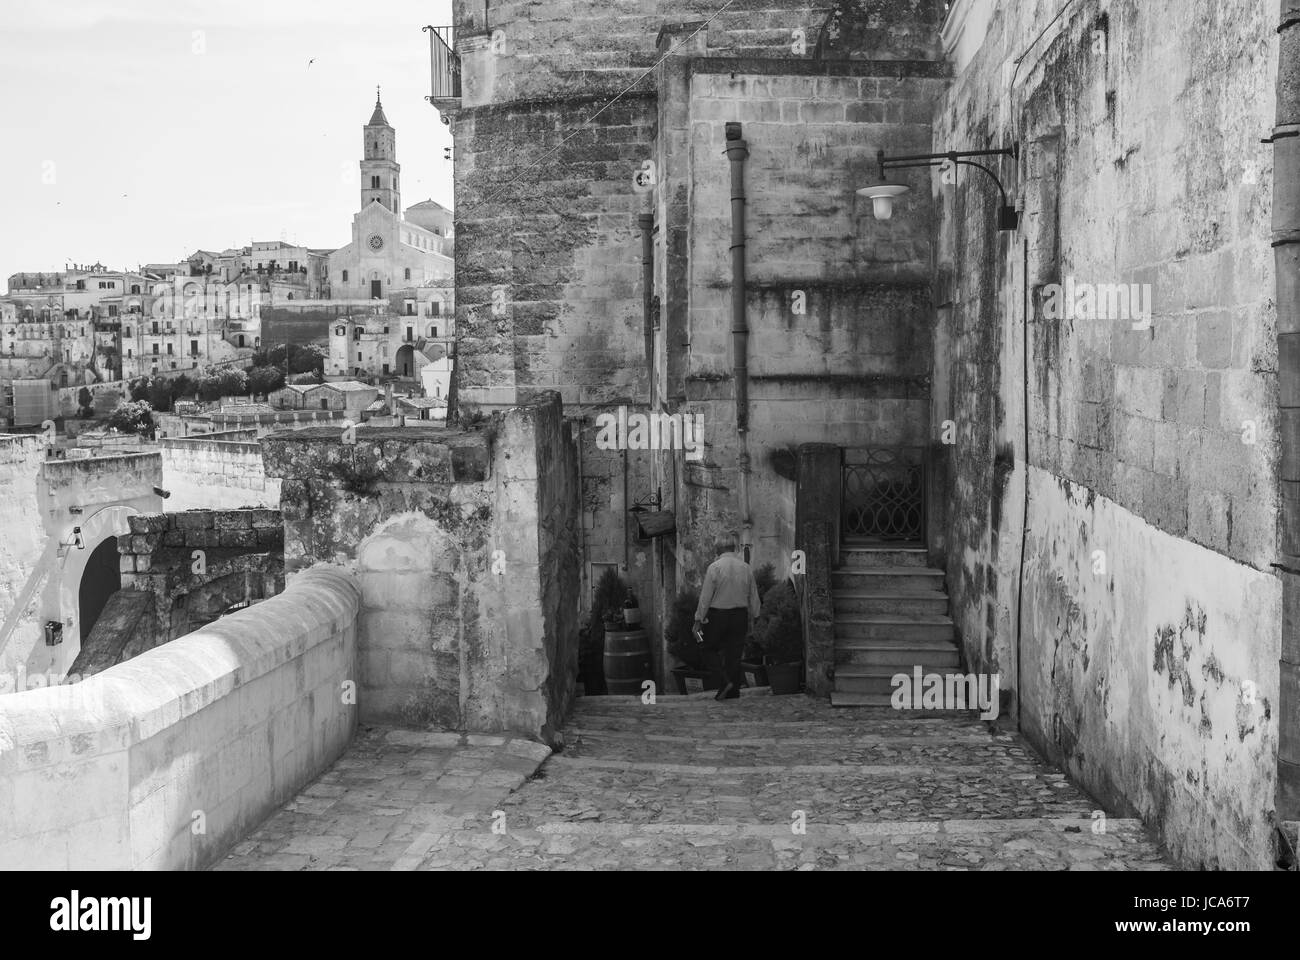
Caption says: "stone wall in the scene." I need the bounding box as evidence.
[20,453,164,678]
[669,61,945,579]
[450,0,948,674]
[262,393,579,742]
[69,509,285,678]
[0,436,46,679]
[0,567,359,869]
[934,0,1280,868]
[160,437,281,510]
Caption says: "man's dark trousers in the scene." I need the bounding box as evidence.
[704,606,747,689]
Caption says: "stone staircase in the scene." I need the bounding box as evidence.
[829,538,962,708]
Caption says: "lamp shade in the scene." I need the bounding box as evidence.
[856,182,910,220]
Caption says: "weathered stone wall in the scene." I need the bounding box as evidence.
[0,567,359,869]
[160,437,281,510]
[0,436,46,680]
[262,393,579,741]
[17,453,164,678]
[450,0,947,672]
[935,0,1280,868]
[671,63,944,578]
[66,509,286,679]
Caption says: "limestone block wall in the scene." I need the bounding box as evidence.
[23,453,164,678]
[161,438,281,510]
[450,0,949,666]
[0,567,360,870]
[262,393,579,741]
[0,436,46,677]
[933,0,1280,868]
[665,60,945,578]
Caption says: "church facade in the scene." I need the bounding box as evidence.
[326,94,453,301]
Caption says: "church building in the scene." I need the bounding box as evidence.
[327,92,453,300]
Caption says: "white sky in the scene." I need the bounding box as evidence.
[0,0,455,276]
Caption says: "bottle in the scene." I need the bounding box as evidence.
[622,590,641,627]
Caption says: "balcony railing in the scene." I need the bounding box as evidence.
[424,25,462,101]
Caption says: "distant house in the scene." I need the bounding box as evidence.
[268,383,317,410]
[395,395,448,423]
[302,380,379,419]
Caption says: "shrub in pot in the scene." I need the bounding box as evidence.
[580,568,626,695]
[756,578,803,695]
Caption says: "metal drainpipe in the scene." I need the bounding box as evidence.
[639,213,655,390]
[1274,0,1300,822]
[725,122,752,557]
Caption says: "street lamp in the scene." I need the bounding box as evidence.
[858,144,1020,231]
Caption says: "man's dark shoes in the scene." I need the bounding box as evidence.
[714,683,736,701]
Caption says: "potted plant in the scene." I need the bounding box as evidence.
[741,563,776,688]
[756,576,803,695]
[665,588,722,694]
[580,568,625,695]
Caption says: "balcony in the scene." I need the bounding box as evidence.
[424,25,462,114]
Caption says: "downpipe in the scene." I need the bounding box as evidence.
[726,122,752,558]
[1273,0,1300,835]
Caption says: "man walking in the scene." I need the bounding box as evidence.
[694,535,761,701]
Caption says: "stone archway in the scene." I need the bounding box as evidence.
[50,504,137,674]
[78,536,120,642]
[396,344,415,378]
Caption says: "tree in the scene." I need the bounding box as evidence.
[196,373,223,402]
[147,378,174,413]
[170,374,194,402]
[196,368,249,402]
[248,366,285,396]
[128,377,150,403]
[256,342,325,376]
[216,368,248,397]
[107,400,153,436]
[76,387,94,419]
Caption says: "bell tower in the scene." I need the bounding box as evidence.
[360,87,401,213]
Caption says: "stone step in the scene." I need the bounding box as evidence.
[832,567,945,592]
[839,546,930,569]
[834,615,955,643]
[835,668,970,696]
[835,643,961,670]
[829,690,980,713]
[833,591,950,616]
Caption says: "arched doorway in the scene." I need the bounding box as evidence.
[78,536,121,641]
[396,344,415,378]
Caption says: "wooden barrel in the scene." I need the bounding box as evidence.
[603,628,651,695]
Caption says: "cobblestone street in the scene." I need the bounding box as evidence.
[218,692,1175,871]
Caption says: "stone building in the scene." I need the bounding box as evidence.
[438,0,1298,869]
[326,284,454,396]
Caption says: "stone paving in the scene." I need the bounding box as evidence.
[214,728,551,871]
[217,691,1176,871]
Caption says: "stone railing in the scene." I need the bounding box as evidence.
[0,567,360,870]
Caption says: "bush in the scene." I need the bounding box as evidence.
[170,374,194,402]
[665,588,707,670]
[128,377,150,403]
[255,343,324,376]
[248,366,286,396]
[580,568,627,694]
[196,368,248,402]
[754,562,776,600]
[76,387,93,419]
[755,578,802,665]
[107,400,153,436]
[147,378,174,413]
